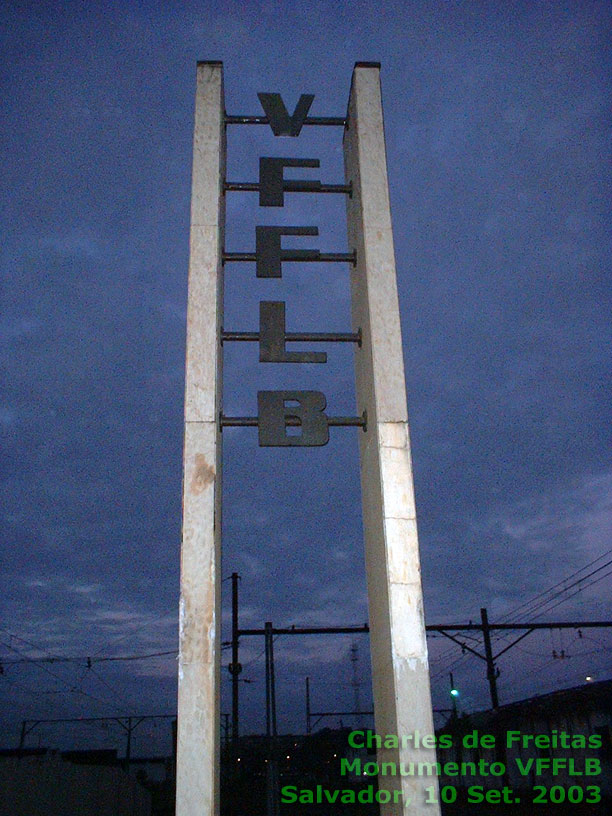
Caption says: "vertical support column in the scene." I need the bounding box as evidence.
[481,607,500,709]
[344,63,440,816]
[176,61,225,816]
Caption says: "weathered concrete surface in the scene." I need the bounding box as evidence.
[344,63,441,816]
[176,61,225,816]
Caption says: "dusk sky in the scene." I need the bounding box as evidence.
[2,1,611,756]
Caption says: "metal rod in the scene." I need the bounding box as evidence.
[327,415,367,427]
[237,620,612,635]
[430,620,612,631]
[310,710,374,717]
[220,417,258,428]
[493,627,535,661]
[222,330,361,345]
[223,251,356,265]
[225,181,351,196]
[239,625,370,636]
[225,115,346,127]
[437,629,485,661]
[220,413,367,430]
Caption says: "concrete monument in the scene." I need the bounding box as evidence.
[176,61,439,816]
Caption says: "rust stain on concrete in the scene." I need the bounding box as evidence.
[191,454,215,494]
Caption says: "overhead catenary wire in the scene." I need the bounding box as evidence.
[430,551,612,676]
[4,548,610,726]
[527,566,612,620]
[88,606,178,659]
[496,550,612,625]
[86,665,134,711]
[0,640,116,710]
[0,643,236,669]
[1,649,179,666]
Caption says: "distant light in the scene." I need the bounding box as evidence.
[237,757,241,762]
[585,675,594,682]
[286,755,290,760]
[450,688,459,698]
[333,753,337,758]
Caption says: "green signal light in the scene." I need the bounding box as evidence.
[450,688,459,698]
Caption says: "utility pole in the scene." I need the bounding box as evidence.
[125,716,132,770]
[481,608,499,709]
[236,604,612,712]
[264,622,278,739]
[350,643,361,725]
[230,572,241,742]
[449,673,457,717]
[304,676,373,731]
[264,622,279,816]
[221,714,230,749]
[19,720,27,750]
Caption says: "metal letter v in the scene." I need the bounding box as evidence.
[257,93,314,136]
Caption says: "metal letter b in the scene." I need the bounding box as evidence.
[257,391,329,446]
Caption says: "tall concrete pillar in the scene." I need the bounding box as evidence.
[176,61,225,816]
[344,63,440,816]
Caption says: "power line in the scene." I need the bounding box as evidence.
[97,649,178,663]
[1,670,45,698]
[0,640,114,710]
[1,640,80,688]
[526,565,612,621]
[433,550,612,675]
[497,549,612,625]
[86,665,134,710]
[88,607,177,659]
[1,649,179,667]
[504,560,612,618]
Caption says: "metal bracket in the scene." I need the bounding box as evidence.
[219,413,367,429]
[225,180,352,198]
[225,115,346,126]
[223,251,357,266]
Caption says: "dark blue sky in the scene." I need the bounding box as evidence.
[1,1,611,754]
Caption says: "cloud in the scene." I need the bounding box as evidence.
[1,0,610,742]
